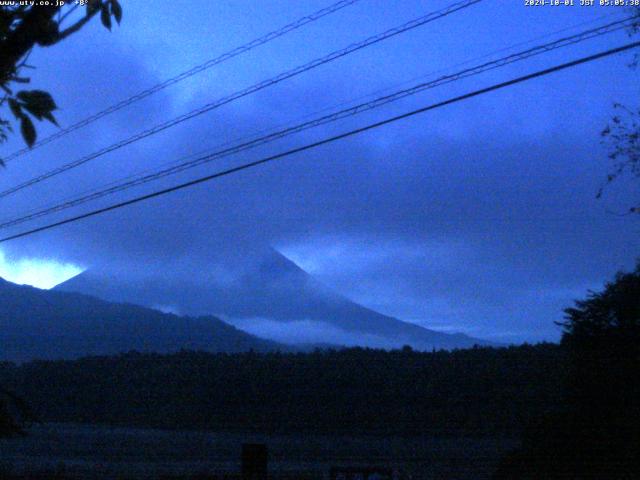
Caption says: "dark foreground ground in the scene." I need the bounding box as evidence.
[0,423,518,480]
[0,345,562,478]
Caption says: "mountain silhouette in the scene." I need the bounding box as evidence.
[55,248,490,350]
[0,277,284,362]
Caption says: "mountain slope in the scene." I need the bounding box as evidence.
[55,249,490,350]
[0,277,284,362]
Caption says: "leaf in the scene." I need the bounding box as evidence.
[110,0,122,24]
[20,115,36,147]
[86,0,101,14]
[16,90,57,110]
[8,98,22,119]
[42,111,59,126]
[35,19,60,46]
[16,90,57,121]
[100,3,112,30]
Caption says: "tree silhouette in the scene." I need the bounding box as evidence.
[0,386,35,437]
[598,7,640,213]
[559,261,639,443]
[494,262,640,479]
[0,2,123,437]
[0,1,122,160]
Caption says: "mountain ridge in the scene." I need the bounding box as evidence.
[55,249,492,350]
[0,276,286,362]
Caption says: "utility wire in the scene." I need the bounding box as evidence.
[64,10,628,200]
[0,0,483,199]
[1,40,637,244]
[0,17,631,227]
[2,0,362,163]
[0,17,633,230]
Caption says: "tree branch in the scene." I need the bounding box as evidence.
[0,6,60,82]
[57,7,100,42]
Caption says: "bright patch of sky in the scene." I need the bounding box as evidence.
[0,249,83,289]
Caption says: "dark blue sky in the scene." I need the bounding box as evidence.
[0,0,638,343]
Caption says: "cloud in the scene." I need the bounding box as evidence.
[223,317,402,348]
[0,0,637,343]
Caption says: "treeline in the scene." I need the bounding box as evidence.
[0,344,565,436]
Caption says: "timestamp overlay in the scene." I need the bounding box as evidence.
[525,0,640,7]
[0,1,73,6]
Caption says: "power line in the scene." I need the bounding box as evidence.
[0,0,483,199]
[1,40,637,244]
[0,16,633,230]
[0,21,632,229]
[2,0,362,163]
[49,11,628,206]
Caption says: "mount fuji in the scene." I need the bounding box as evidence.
[55,248,490,350]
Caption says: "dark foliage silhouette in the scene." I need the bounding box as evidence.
[599,6,640,213]
[0,344,564,436]
[0,384,35,437]
[494,262,640,479]
[0,270,279,437]
[0,389,21,437]
[0,1,122,156]
[1,1,123,436]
